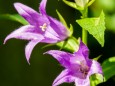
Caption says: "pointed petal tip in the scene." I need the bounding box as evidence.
[39,0,47,14]
[43,50,52,55]
[13,2,24,15]
[14,2,22,8]
[43,50,59,56]
[3,39,7,44]
[27,59,31,65]
[25,39,43,65]
[43,50,54,57]
[26,58,30,65]
[52,83,56,86]
[14,2,20,5]
[25,52,30,64]
[43,52,47,55]
[3,40,6,45]
[3,36,10,45]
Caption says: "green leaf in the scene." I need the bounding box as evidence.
[87,0,95,7]
[56,10,68,29]
[56,36,79,52]
[76,11,106,47]
[0,14,28,25]
[102,57,115,81]
[69,24,74,36]
[42,44,56,49]
[62,0,77,9]
[56,10,73,36]
[63,0,85,10]
[42,37,79,52]
[93,55,102,61]
[90,74,103,86]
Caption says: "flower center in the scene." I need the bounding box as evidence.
[39,23,47,31]
[76,60,89,78]
[80,65,89,75]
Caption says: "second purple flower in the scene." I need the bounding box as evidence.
[45,40,103,86]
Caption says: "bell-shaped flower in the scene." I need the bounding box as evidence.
[45,40,103,86]
[4,0,69,63]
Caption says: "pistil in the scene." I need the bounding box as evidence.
[39,23,47,31]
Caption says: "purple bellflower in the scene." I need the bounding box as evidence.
[4,0,69,63]
[45,40,103,86]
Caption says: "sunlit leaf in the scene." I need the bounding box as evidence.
[87,0,95,6]
[62,0,77,9]
[56,36,79,52]
[56,10,68,29]
[56,10,73,36]
[90,74,103,86]
[93,55,102,61]
[69,24,74,36]
[42,44,56,49]
[76,11,106,47]
[102,57,115,81]
[0,14,28,25]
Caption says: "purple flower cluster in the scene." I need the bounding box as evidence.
[4,0,103,86]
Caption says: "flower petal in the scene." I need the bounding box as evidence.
[41,38,59,43]
[74,40,89,59]
[44,50,73,68]
[4,25,36,44]
[72,40,89,65]
[14,3,40,25]
[48,16,69,40]
[25,38,44,63]
[79,40,89,58]
[39,0,47,14]
[46,25,59,38]
[53,69,75,86]
[44,26,60,43]
[88,60,103,76]
[75,76,90,86]
[40,0,69,40]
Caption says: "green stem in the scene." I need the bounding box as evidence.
[80,8,88,45]
[82,28,87,45]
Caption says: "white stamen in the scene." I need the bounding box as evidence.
[39,23,47,31]
[75,60,81,64]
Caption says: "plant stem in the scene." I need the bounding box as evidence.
[82,28,87,45]
[81,8,88,45]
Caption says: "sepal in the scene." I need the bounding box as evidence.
[0,14,28,25]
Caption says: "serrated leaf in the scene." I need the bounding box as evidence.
[90,74,103,86]
[0,14,28,25]
[56,36,79,52]
[102,57,115,81]
[76,11,106,47]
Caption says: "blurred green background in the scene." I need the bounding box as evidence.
[0,0,115,86]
